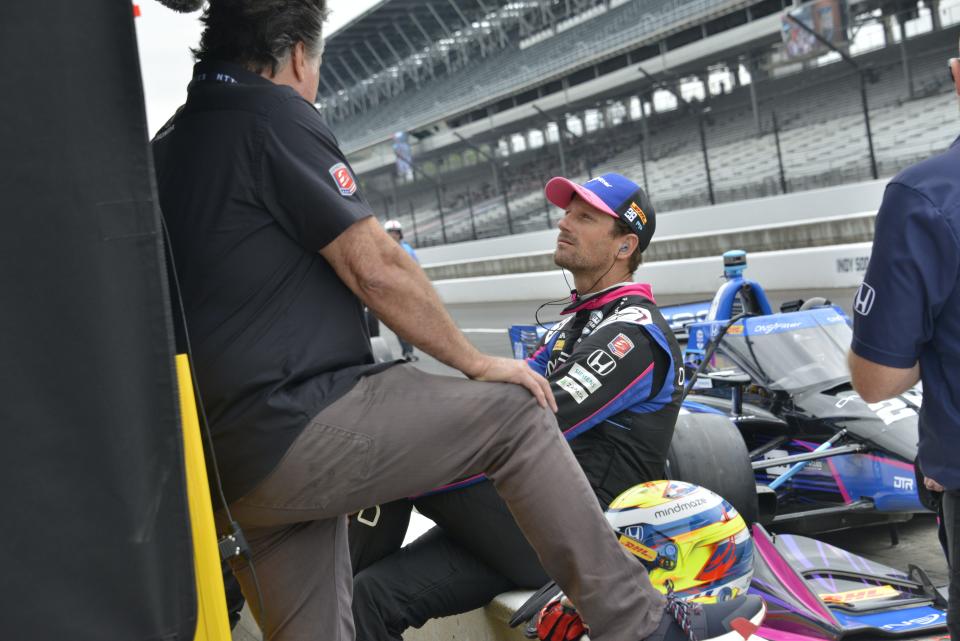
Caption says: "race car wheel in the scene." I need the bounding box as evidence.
[666,413,759,524]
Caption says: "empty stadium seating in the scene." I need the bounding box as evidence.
[327,0,753,152]
[385,31,959,247]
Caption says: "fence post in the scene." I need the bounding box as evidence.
[639,133,650,197]
[408,201,420,247]
[556,120,568,178]
[783,13,878,180]
[772,111,787,194]
[898,15,913,99]
[467,189,478,240]
[434,184,447,244]
[859,71,879,180]
[502,182,514,235]
[698,111,715,205]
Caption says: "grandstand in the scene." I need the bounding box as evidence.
[321,0,960,247]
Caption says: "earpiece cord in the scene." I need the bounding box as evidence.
[534,254,622,330]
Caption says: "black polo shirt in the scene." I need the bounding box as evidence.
[153,61,395,503]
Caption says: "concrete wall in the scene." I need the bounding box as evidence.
[433,242,873,304]
[423,212,876,280]
[417,179,887,265]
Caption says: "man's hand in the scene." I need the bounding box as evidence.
[925,476,945,492]
[469,356,558,412]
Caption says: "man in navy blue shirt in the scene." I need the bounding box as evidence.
[848,52,960,641]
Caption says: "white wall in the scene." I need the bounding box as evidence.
[418,179,886,265]
[433,242,873,303]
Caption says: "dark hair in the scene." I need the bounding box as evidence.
[612,218,643,273]
[194,0,329,76]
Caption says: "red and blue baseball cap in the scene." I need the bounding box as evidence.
[545,173,656,251]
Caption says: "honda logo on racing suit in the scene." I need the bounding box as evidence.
[586,350,616,376]
[854,282,875,316]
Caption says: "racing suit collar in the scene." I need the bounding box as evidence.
[561,282,655,315]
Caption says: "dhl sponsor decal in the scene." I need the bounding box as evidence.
[819,584,899,604]
[618,534,657,562]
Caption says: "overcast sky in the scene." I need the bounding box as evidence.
[134,0,380,135]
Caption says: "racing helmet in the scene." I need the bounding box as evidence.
[384,219,403,233]
[605,480,754,603]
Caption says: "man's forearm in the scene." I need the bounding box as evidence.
[361,251,485,377]
[847,350,920,403]
[321,217,485,377]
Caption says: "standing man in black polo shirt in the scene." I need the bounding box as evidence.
[152,2,763,641]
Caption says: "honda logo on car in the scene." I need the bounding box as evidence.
[329,162,357,196]
[654,497,707,519]
[586,350,616,376]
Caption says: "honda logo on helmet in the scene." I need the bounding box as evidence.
[854,282,875,316]
[586,350,616,376]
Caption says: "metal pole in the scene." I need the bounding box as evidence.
[409,201,420,246]
[502,175,514,235]
[639,133,649,196]
[859,73,879,179]
[544,191,552,229]
[698,112,715,205]
[532,105,571,177]
[556,125,568,177]
[467,189,477,240]
[784,14,878,180]
[772,111,787,194]
[391,172,399,217]
[748,61,760,134]
[898,15,913,99]
[638,90,650,142]
[435,184,448,244]
[450,132,515,235]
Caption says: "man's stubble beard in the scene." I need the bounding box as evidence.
[554,248,580,272]
[555,247,605,276]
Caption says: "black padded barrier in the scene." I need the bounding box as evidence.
[0,3,196,640]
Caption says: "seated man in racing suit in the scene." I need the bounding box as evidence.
[350,172,686,640]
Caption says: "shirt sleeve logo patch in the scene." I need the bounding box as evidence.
[329,162,357,196]
[854,282,875,316]
[607,333,635,358]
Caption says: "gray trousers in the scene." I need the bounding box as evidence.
[222,364,663,641]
